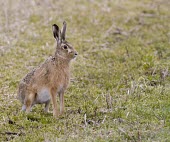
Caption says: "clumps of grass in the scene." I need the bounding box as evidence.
[0,0,170,141]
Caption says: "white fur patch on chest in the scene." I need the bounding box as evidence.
[36,88,51,104]
[34,85,65,104]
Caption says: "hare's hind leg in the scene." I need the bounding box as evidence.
[24,93,35,113]
[22,104,35,112]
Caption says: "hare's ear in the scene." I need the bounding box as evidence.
[61,21,67,41]
[52,24,61,41]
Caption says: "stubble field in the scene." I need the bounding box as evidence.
[0,0,170,141]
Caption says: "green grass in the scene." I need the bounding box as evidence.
[0,0,170,141]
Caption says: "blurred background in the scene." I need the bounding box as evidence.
[0,0,170,141]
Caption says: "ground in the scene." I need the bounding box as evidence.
[0,0,170,141]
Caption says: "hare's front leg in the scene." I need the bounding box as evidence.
[59,91,64,115]
[44,100,50,113]
[50,89,58,118]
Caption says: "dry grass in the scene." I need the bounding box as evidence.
[0,0,170,141]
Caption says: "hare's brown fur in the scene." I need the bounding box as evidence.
[18,22,77,118]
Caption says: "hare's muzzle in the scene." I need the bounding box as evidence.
[73,52,78,59]
[75,52,78,56]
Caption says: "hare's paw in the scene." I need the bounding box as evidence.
[21,105,26,111]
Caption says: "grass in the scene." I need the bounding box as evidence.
[0,0,170,141]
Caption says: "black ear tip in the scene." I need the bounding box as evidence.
[52,24,57,27]
[52,24,59,30]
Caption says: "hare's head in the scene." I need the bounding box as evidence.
[52,21,78,60]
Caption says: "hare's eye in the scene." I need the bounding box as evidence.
[63,45,68,50]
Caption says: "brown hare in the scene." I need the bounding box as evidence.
[18,21,78,118]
